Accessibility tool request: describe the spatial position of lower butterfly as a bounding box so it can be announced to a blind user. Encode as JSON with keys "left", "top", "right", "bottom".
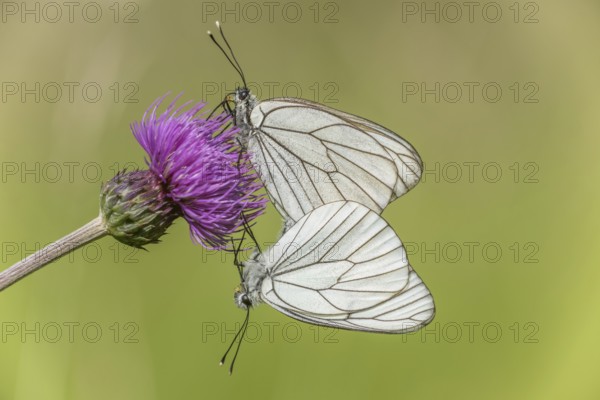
{"left": 236, "top": 200, "right": 435, "bottom": 332}
{"left": 220, "top": 201, "right": 434, "bottom": 372}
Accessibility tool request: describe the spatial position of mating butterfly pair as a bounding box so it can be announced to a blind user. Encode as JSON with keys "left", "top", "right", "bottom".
{"left": 208, "top": 22, "right": 435, "bottom": 372}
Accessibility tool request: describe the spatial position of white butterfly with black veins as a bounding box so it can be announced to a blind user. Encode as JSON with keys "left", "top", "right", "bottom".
{"left": 220, "top": 201, "right": 434, "bottom": 372}
{"left": 221, "top": 201, "right": 435, "bottom": 373}
{"left": 208, "top": 22, "right": 423, "bottom": 227}
{"left": 236, "top": 201, "right": 434, "bottom": 330}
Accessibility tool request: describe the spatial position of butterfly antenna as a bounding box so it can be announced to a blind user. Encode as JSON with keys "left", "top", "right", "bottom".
{"left": 219, "top": 307, "right": 250, "bottom": 375}
{"left": 229, "top": 308, "right": 250, "bottom": 375}
{"left": 208, "top": 29, "right": 243, "bottom": 81}
{"left": 216, "top": 21, "right": 248, "bottom": 89}
{"left": 219, "top": 315, "right": 244, "bottom": 368}
{"left": 207, "top": 22, "right": 247, "bottom": 89}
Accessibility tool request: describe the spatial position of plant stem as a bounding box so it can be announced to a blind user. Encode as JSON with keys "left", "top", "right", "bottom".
{"left": 0, "top": 216, "right": 107, "bottom": 292}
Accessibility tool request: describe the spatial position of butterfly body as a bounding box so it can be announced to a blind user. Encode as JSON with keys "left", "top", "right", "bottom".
{"left": 232, "top": 88, "right": 257, "bottom": 142}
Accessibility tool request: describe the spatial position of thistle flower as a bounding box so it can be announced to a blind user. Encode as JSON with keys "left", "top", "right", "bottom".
{"left": 0, "top": 94, "right": 266, "bottom": 291}
{"left": 110, "top": 95, "right": 266, "bottom": 249}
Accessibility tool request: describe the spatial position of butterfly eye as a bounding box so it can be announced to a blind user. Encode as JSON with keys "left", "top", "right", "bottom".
{"left": 238, "top": 88, "right": 249, "bottom": 101}
{"left": 234, "top": 286, "right": 252, "bottom": 309}
{"left": 242, "top": 294, "right": 252, "bottom": 307}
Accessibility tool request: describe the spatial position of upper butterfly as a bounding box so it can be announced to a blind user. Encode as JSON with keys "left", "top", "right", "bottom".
{"left": 208, "top": 21, "right": 423, "bottom": 227}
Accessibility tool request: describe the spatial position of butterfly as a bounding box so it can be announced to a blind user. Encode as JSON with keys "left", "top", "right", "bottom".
{"left": 220, "top": 201, "right": 435, "bottom": 372}
{"left": 208, "top": 22, "right": 423, "bottom": 229}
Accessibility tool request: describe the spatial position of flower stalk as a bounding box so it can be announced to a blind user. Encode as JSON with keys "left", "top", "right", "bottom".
{"left": 0, "top": 217, "right": 107, "bottom": 292}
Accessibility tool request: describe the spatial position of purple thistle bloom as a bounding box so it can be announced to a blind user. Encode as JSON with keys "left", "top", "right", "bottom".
{"left": 130, "top": 94, "right": 266, "bottom": 249}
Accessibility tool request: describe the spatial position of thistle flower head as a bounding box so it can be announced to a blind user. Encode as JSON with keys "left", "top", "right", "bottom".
{"left": 100, "top": 170, "right": 179, "bottom": 248}
{"left": 101, "top": 94, "right": 265, "bottom": 249}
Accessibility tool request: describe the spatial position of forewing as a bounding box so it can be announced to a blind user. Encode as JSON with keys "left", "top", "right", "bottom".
{"left": 289, "top": 98, "right": 424, "bottom": 199}
{"left": 259, "top": 201, "right": 434, "bottom": 333}
{"left": 247, "top": 99, "right": 422, "bottom": 222}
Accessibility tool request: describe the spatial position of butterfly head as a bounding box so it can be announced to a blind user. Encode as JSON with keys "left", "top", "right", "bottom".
{"left": 234, "top": 284, "right": 253, "bottom": 310}
{"left": 236, "top": 87, "right": 250, "bottom": 102}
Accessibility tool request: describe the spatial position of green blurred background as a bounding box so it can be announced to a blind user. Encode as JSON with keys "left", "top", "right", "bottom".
{"left": 1, "top": 0, "right": 599, "bottom": 398}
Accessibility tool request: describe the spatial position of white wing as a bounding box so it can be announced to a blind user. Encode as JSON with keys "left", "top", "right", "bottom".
{"left": 258, "top": 201, "right": 435, "bottom": 333}
{"left": 247, "top": 98, "right": 423, "bottom": 223}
